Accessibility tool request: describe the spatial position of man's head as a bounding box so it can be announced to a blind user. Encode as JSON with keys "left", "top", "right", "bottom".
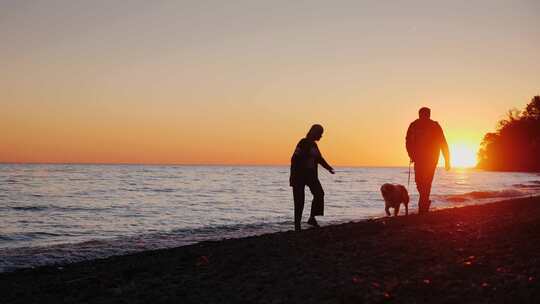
{"left": 307, "top": 124, "right": 324, "bottom": 141}
{"left": 419, "top": 107, "right": 431, "bottom": 120}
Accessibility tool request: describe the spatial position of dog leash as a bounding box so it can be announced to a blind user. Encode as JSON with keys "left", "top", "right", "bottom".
{"left": 407, "top": 160, "right": 412, "bottom": 192}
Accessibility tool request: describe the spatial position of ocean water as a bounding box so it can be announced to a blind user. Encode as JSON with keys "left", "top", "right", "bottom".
{"left": 1, "top": 164, "right": 539, "bottom": 272}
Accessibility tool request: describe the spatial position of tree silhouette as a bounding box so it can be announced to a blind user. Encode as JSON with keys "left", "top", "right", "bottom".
{"left": 477, "top": 96, "right": 540, "bottom": 172}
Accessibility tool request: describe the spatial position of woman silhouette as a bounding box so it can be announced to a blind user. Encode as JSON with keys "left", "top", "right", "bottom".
{"left": 290, "top": 124, "right": 335, "bottom": 231}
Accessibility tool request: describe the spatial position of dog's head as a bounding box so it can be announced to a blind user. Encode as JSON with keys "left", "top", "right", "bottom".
{"left": 380, "top": 183, "right": 391, "bottom": 195}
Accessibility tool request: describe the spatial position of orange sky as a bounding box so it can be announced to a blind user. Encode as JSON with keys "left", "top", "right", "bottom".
{"left": 2, "top": 1, "right": 539, "bottom": 166}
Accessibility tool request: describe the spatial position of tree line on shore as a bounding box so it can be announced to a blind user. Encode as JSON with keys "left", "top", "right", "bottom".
{"left": 477, "top": 96, "right": 540, "bottom": 172}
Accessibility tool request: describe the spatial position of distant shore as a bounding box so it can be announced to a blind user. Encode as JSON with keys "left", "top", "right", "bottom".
{"left": 2, "top": 196, "right": 540, "bottom": 303}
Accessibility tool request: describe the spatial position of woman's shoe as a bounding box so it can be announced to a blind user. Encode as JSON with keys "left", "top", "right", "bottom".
{"left": 307, "top": 217, "right": 320, "bottom": 228}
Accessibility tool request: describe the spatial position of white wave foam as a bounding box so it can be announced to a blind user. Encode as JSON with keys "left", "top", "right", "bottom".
{"left": 437, "top": 189, "right": 530, "bottom": 203}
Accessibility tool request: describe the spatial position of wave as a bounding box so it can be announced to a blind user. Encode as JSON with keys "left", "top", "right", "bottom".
{"left": 8, "top": 205, "right": 111, "bottom": 212}
{"left": 118, "top": 187, "right": 176, "bottom": 193}
{"left": 513, "top": 183, "right": 540, "bottom": 189}
{"left": 171, "top": 220, "right": 289, "bottom": 236}
{"left": 0, "top": 220, "right": 291, "bottom": 273}
{"left": 152, "top": 188, "right": 176, "bottom": 193}
{"left": 437, "top": 189, "right": 528, "bottom": 203}
{"left": 16, "top": 232, "right": 64, "bottom": 240}
{"left": 10, "top": 206, "right": 49, "bottom": 211}
{"left": 0, "top": 231, "right": 65, "bottom": 243}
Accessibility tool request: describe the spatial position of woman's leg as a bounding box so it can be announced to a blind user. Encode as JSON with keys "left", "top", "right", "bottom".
{"left": 292, "top": 185, "right": 305, "bottom": 231}
{"left": 307, "top": 178, "right": 325, "bottom": 217}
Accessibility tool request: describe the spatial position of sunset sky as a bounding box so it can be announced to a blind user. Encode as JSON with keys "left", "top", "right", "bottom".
{"left": 2, "top": 0, "right": 539, "bottom": 166}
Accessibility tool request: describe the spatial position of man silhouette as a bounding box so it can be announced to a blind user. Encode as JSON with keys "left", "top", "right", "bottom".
{"left": 290, "top": 124, "right": 335, "bottom": 231}
{"left": 406, "top": 107, "right": 450, "bottom": 214}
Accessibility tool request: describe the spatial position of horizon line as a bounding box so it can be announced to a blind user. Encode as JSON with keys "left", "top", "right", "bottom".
{"left": 0, "top": 161, "right": 415, "bottom": 168}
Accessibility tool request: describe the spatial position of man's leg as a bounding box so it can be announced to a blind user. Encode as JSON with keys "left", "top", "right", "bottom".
{"left": 417, "top": 182, "right": 433, "bottom": 213}
{"left": 415, "top": 162, "right": 436, "bottom": 214}
{"left": 423, "top": 165, "right": 436, "bottom": 212}
{"left": 416, "top": 182, "right": 428, "bottom": 214}
{"left": 415, "top": 162, "right": 425, "bottom": 213}
{"left": 292, "top": 185, "right": 305, "bottom": 231}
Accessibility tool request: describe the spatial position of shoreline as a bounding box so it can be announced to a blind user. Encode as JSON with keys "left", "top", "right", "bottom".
{"left": 2, "top": 193, "right": 536, "bottom": 273}
{"left": 2, "top": 196, "right": 540, "bottom": 303}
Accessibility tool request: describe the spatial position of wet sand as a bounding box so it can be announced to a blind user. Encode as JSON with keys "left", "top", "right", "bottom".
{"left": 2, "top": 196, "right": 540, "bottom": 303}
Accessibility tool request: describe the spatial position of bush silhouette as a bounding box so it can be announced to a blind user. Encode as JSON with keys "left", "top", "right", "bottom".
{"left": 477, "top": 96, "right": 540, "bottom": 172}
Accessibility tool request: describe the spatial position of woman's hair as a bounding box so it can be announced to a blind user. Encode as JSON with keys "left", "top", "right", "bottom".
{"left": 307, "top": 124, "right": 324, "bottom": 138}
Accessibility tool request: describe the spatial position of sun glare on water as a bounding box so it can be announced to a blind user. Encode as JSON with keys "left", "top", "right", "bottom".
{"left": 450, "top": 143, "right": 478, "bottom": 168}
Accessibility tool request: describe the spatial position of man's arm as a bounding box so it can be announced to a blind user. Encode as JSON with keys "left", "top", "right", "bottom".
{"left": 438, "top": 124, "right": 450, "bottom": 170}
{"left": 405, "top": 122, "right": 415, "bottom": 162}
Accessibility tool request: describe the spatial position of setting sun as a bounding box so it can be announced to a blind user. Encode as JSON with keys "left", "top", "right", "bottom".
{"left": 450, "top": 143, "right": 478, "bottom": 168}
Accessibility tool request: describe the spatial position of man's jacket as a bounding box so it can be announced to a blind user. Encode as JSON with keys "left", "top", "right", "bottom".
{"left": 406, "top": 119, "right": 449, "bottom": 165}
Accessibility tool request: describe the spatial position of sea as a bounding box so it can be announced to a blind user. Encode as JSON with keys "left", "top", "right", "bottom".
{"left": 1, "top": 164, "right": 540, "bottom": 272}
